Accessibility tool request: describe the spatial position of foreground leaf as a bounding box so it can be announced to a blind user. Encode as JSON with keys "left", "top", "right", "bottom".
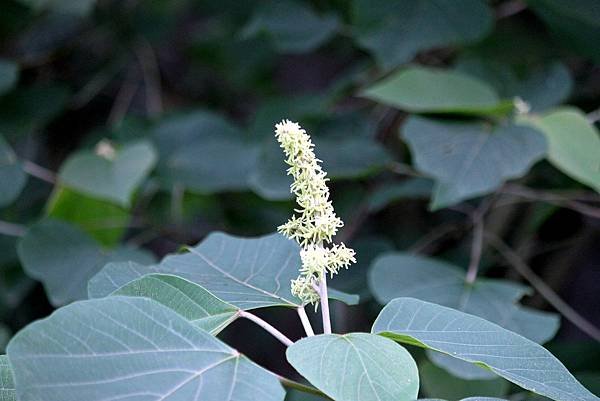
{"left": 362, "top": 67, "right": 505, "bottom": 115}
{"left": 113, "top": 274, "right": 239, "bottom": 334}
{"left": 0, "top": 135, "right": 26, "bottom": 208}
{"left": 17, "top": 219, "right": 155, "bottom": 306}
{"left": 59, "top": 140, "right": 157, "bottom": 207}
{"left": 369, "top": 253, "right": 559, "bottom": 344}
{"left": 0, "top": 356, "right": 15, "bottom": 401}
{"left": 525, "top": 108, "right": 600, "bottom": 192}
{"left": 402, "top": 117, "right": 547, "bottom": 209}
{"left": 287, "top": 333, "right": 419, "bottom": 401}
{"left": 7, "top": 296, "right": 285, "bottom": 401}
{"left": 352, "top": 0, "right": 493, "bottom": 69}
{"left": 372, "top": 298, "right": 598, "bottom": 401}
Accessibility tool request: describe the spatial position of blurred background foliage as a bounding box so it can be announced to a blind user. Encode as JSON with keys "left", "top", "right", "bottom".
{"left": 0, "top": 0, "right": 599, "bottom": 399}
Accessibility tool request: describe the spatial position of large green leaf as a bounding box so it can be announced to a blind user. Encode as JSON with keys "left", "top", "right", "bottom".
{"left": 113, "top": 274, "right": 239, "bottom": 334}
{"left": 89, "top": 232, "right": 357, "bottom": 309}
{"left": 352, "top": 0, "right": 493, "bottom": 69}
{"left": 369, "top": 253, "right": 559, "bottom": 344}
{"left": 525, "top": 108, "right": 600, "bottom": 192}
{"left": 367, "top": 178, "right": 433, "bottom": 213}
{"left": 17, "top": 219, "right": 155, "bottom": 306}
{"left": 59, "top": 140, "right": 157, "bottom": 207}
{"left": 90, "top": 232, "right": 303, "bottom": 309}
{"left": 241, "top": 0, "right": 338, "bottom": 53}
{"left": 0, "top": 356, "right": 15, "bottom": 401}
{"left": 402, "top": 117, "right": 547, "bottom": 209}
{"left": 152, "top": 111, "right": 259, "bottom": 194}
{"left": 362, "top": 67, "right": 507, "bottom": 115}
{"left": 287, "top": 333, "right": 419, "bottom": 401}
{"left": 7, "top": 296, "right": 285, "bottom": 401}
{"left": 420, "top": 361, "right": 509, "bottom": 400}
{"left": 46, "top": 187, "right": 130, "bottom": 247}
{"left": 0, "top": 60, "right": 18, "bottom": 95}
{"left": 528, "top": 0, "right": 600, "bottom": 62}
{"left": 0, "top": 135, "right": 26, "bottom": 208}
{"left": 372, "top": 298, "right": 599, "bottom": 401}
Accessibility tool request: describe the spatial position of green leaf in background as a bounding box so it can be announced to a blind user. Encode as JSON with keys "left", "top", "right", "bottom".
{"left": 402, "top": 117, "right": 547, "bottom": 209}
{"left": 0, "top": 83, "right": 70, "bottom": 139}
{"left": 0, "top": 135, "right": 26, "bottom": 208}
{"left": 352, "top": 0, "right": 493, "bottom": 69}
{"left": 287, "top": 333, "right": 419, "bottom": 401}
{"left": 362, "top": 67, "right": 507, "bottom": 115}
{"left": 528, "top": 0, "right": 600, "bottom": 63}
{"left": 0, "top": 356, "right": 15, "bottom": 401}
{"left": 7, "top": 296, "right": 286, "bottom": 401}
{"left": 112, "top": 274, "right": 239, "bottom": 334}
{"left": 46, "top": 187, "right": 130, "bottom": 247}
{"left": 0, "top": 325, "right": 9, "bottom": 353}
{"left": 368, "top": 178, "right": 433, "bottom": 213}
{"left": 241, "top": 0, "right": 338, "bottom": 53}
{"left": 455, "top": 59, "right": 573, "bottom": 112}
{"left": 90, "top": 232, "right": 303, "bottom": 309}
{"left": 152, "top": 111, "right": 259, "bottom": 194}
{"left": 369, "top": 253, "right": 559, "bottom": 344}
{"left": 17, "top": 219, "right": 155, "bottom": 306}
{"left": 372, "top": 298, "right": 599, "bottom": 401}
{"left": 0, "top": 60, "right": 18, "bottom": 95}
{"left": 16, "top": 0, "right": 97, "bottom": 16}
{"left": 524, "top": 108, "right": 600, "bottom": 192}
{"left": 59, "top": 140, "right": 157, "bottom": 207}
{"left": 420, "top": 361, "right": 509, "bottom": 400}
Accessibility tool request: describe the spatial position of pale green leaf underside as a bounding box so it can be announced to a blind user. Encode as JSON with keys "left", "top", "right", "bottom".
{"left": 287, "top": 333, "right": 419, "bottom": 401}
{"left": 526, "top": 108, "right": 600, "bottom": 192}
{"left": 0, "top": 356, "right": 15, "bottom": 401}
{"left": 112, "top": 274, "right": 239, "bottom": 335}
{"left": 361, "top": 67, "right": 503, "bottom": 115}
{"left": 402, "top": 116, "right": 547, "bottom": 209}
{"left": 59, "top": 140, "right": 158, "bottom": 207}
{"left": 369, "top": 253, "right": 559, "bottom": 344}
{"left": 18, "top": 219, "right": 155, "bottom": 306}
{"left": 372, "top": 298, "right": 598, "bottom": 401}
{"left": 89, "top": 231, "right": 358, "bottom": 310}
{"left": 7, "top": 296, "right": 285, "bottom": 401}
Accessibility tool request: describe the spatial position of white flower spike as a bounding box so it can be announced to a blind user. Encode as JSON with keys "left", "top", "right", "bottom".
{"left": 275, "top": 120, "right": 356, "bottom": 306}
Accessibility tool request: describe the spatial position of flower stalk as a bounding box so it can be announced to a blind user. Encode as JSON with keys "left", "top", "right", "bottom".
{"left": 275, "top": 120, "right": 356, "bottom": 334}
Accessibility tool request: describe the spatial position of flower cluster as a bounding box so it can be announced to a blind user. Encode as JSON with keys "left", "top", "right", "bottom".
{"left": 275, "top": 120, "right": 356, "bottom": 305}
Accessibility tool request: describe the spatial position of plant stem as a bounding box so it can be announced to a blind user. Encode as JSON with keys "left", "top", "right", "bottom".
{"left": 319, "top": 273, "right": 332, "bottom": 334}
{"left": 466, "top": 217, "right": 484, "bottom": 284}
{"left": 277, "top": 375, "right": 332, "bottom": 399}
{"left": 0, "top": 220, "right": 27, "bottom": 237}
{"left": 238, "top": 310, "right": 294, "bottom": 347}
{"left": 297, "top": 306, "right": 315, "bottom": 337}
{"left": 22, "top": 160, "right": 57, "bottom": 184}
{"left": 485, "top": 231, "right": 600, "bottom": 341}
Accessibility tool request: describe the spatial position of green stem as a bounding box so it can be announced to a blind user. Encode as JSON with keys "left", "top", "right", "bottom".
{"left": 277, "top": 375, "right": 332, "bottom": 399}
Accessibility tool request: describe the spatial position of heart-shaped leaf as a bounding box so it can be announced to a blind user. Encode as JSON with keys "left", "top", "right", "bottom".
{"left": 372, "top": 298, "right": 598, "bottom": 401}
{"left": 0, "top": 356, "right": 15, "bottom": 401}
{"left": 59, "top": 140, "right": 157, "bottom": 207}
{"left": 362, "top": 67, "right": 507, "bottom": 115}
{"left": 7, "top": 296, "right": 286, "bottom": 401}
{"left": 112, "top": 274, "right": 239, "bottom": 334}
{"left": 369, "top": 253, "right": 559, "bottom": 344}
{"left": 89, "top": 232, "right": 358, "bottom": 309}
{"left": 524, "top": 108, "right": 600, "bottom": 192}
{"left": 17, "top": 219, "right": 155, "bottom": 306}
{"left": 352, "top": 0, "right": 493, "bottom": 69}
{"left": 402, "top": 116, "right": 547, "bottom": 209}
{"left": 287, "top": 333, "right": 419, "bottom": 401}
{"left": 0, "top": 135, "right": 26, "bottom": 208}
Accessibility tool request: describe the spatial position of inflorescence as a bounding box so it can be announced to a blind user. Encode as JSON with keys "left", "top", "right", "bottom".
{"left": 275, "top": 120, "right": 356, "bottom": 305}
